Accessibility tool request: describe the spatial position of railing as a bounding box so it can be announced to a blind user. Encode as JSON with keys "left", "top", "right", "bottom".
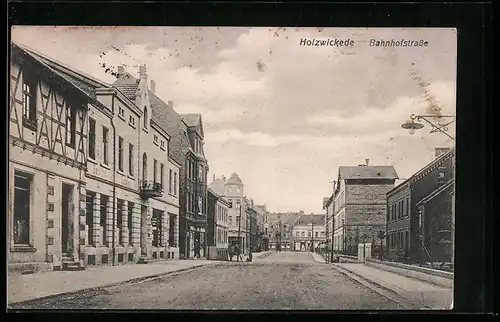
{"left": 140, "top": 181, "right": 163, "bottom": 199}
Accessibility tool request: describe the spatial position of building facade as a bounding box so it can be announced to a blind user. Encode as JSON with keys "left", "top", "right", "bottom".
{"left": 268, "top": 212, "right": 301, "bottom": 250}
{"left": 291, "top": 214, "right": 326, "bottom": 251}
{"left": 9, "top": 44, "right": 181, "bottom": 273}
{"left": 323, "top": 196, "right": 334, "bottom": 257}
{"left": 387, "top": 147, "right": 455, "bottom": 265}
{"left": 333, "top": 161, "right": 398, "bottom": 255}
{"left": 207, "top": 188, "right": 229, "bottom": 259}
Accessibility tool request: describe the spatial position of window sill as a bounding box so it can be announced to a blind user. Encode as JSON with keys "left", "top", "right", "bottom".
{"left": 127, "top": 174, "right": 135, "bottom": 180}
{"left": 117, "top": 170, "right": 126, "bottom": 177}
{"left": 168, "top": 192, "right": 178, "bottom": 198}
{"left": 11, "top": 245, "right": 37, "bottom": 253}
{"left": 129, "top": 123, "right": 136, "bottom": 129}
{"left": 118, "top": 115, "right": 126, "bottom": 122}
{"left": 143, "top": 128, "right": 149, "bottom": 133}
{"left": 100, "top": 163, "right": 110, "bottom": 170}
{"left": 88, "top": 157, "right": 98, "bottom": 165}
{"left": 153, "top": 141, "right": 159, "bottom": 146}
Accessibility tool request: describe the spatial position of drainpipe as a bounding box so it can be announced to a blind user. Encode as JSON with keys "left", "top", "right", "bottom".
{"left": 110, "top": 95, "right": 117, "bottom": 266}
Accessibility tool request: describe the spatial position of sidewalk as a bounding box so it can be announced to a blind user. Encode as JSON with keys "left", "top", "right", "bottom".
{"left": 334, "top": 263, "right": 453, "bottom": 309}
{"left": 8, "top": 259, "right": 220, "bottom": 305}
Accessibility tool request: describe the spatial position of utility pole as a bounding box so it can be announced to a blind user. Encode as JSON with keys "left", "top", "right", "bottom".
{"left": 311, "top": 213, "right": 315, "bottom": 253}
{"left": 237, "top": 201, "right": 242, "bottom": 262}
{"left": 329, "top": 180, "right": 336, "bottom": 263}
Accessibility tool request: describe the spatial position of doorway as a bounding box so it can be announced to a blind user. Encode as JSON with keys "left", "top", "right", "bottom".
{"left": 61, "top": 183, "right": 74, "bottom": 255}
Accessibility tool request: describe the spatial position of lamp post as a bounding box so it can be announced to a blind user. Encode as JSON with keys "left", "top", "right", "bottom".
{"left": 237, "top": 202, "right": 242, "bottom": 262}
{"left": 311, "top": 213, "right": 315, "bottom": 253}
{"left": 401, "top": 113, "right": 456, "bottom": 266}
{"left": 330, "top": 214, "right": 335, "bottom": 263}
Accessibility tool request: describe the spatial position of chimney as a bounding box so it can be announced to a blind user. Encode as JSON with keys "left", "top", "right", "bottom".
{"left": 139, "top": 65, "right": 147, "bottom": 80}
{"left": 222, "top": 175, "right": 226, "bottom": 182}
{"left": 167, "top": 100, "right": 174, "bottom": 108}
{"left": 150, "top": 80, "right": 156, "bottom": 94}
{"left": 213, "top": 174, "right": 215, "bottom": 182}
{"left": 435, "top": 147, "right": 451, "bottom": 159}
{"left": 117, "top": 65, "right": 125, "bottom": 75}
{"left": 365, "top": 158, "right": 370, "bottom": 166}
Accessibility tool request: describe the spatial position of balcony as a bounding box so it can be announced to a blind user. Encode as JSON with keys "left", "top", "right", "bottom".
{"left": 140, "top": 181, "right": 163, "bottom": 199}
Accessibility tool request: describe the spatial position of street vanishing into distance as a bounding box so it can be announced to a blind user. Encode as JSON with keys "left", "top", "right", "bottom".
{"left": 12, "top": 252, "right": 409, "bottom": 310}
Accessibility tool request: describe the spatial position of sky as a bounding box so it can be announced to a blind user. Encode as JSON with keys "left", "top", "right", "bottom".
{"left": 11, "top": 27, "right": 457, "bottom": 213}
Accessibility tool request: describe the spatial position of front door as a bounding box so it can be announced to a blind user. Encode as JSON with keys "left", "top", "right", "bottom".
{"left": 61, "top": 184, "right": 73, "bottom": 255}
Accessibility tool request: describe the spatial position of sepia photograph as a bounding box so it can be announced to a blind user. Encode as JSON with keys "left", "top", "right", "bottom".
{"left": 8, "top": 26, "right": 456, "bottom": 310}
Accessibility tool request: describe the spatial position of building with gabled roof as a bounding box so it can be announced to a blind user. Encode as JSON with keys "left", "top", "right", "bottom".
{"left": 114, "top": 65, "right": 210, "bottom": 260}
{"left": 9, "top": 43, "right": 181, "bottom": 274}
{"left": 332, "top": 159, "right": 398, "bottom": 256}
{"left": 387, "top": 147, "right": 455, "bottom": 265}
{"left": 291, "top": 214, "right": 326, "bottom": 252}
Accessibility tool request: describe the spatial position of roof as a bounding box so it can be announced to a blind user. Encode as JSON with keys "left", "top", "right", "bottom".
{"left": 416, "top": 178, "right": 454, "bottom": 207}
{"left": 267, "top": 213, "right": 302, "bottom": 227}
{"left": 388, "top": 147, "right": 455, "bottom": 195}
{"left": 207, "top": 188, "right": 230, "bottom": 206}
{"left": 293, "top": 214, "right": 326, "bottom": 227}
{"left": 113, "top": 74, "right": 140, "bottom": 100}
{"left": 12, "top": 42, "right": 109, "bottom": 105}
{"left": 226, "top": 173, "right": 243, "bottom": 185}
{"left": 181, "top": 114, "right": 201, "bottom": 128}
{"left": 208, "top": 177, "right": 226, "bottom": 196}
{"left": 338, "top": 166, "right": 399, "bottom": 180}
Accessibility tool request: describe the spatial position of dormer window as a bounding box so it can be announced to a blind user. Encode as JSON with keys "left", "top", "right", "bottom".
{"left": 143, "top": 106, "right": 148, "bottom": 129}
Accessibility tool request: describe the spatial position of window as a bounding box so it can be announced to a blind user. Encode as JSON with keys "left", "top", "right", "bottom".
{"left": 117, "top": 199, "right": 123, "bottom": 246}
{"left": 198, "top": 196, "right": 203, "bottom": 214}
{"left": 129, "top": 115, "right": 135, "bottom": 126}
{"left": 118, "top": 107, "right": 125, "bottom": 118}
{"left": 296, "top": 232, "right": 299, "bottom": 237}
{"left": 143, "top": 106, "right": 148, "bottom": 129}
{"left": 160, "top": 140, "right": 165, "bottom": 150}
{"left": 86, "top": 191, "right": 96, "bottom": 246}
{"left": 142, "top": 153, "right": 148, "bottom": 181}
{"left": 315, "top": 232, "right": 319, "bottom": 237}
{"left": 88, "top": 118, "right": 96, "bottom": 160}
{"left": 118, "top": 137, "right": 124, "bottom": 172}
{"left": 301, "top": 231, "right": 305, "bottom": 237}
{"left": 229, "top": 216, "right": 233, "bottom": 225}
{"left": 22, "top": 75, "right": 37, "bottom": 126}
{"left": 153, "top": 159, "right": 157, "bottom": 183}
{"left": 199, "top": 166, "right": 203, "bottom": 182}
{"left": 308, "top": 232, "right": 311, "bottom": 237}
{"left": 160, "top": 164, "right": 164, "bottom": 189}
{"left": 236, "top": 216, "right": 240, "bottom": 225}
{"left": 128, "top": 202, "right": 134, "bottom": 245}
{"left": 169, "top": 169, "right": 173, "bottom": 193}
{"left": 152, "top": 210, "right": 162, "bottom": 247}
{"left": 406, "top": 197, "right": 410, "bottom": 217}
{"left": 66, "top": 105, "right": 76, "bottom": 147}
{"left": 128, "top": 144, "right": 134, "bottom": 176}
{"left": 174, "top": 172, "right": 177, "bottom": 196}
{"left": 102, "top": 127, "right": 109, "bottom": 165}
{"left": 153, "top": 135, "right": 158, "bottom": 145}
{"left": 100, "top": 195, "right": 109, "bottom": 245}
{"left": 13, "top": 171, "right": 33, "bottom": 245}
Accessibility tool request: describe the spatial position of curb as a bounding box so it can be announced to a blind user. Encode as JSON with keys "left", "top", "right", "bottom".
{"left": 8, "top": 262, "right": 220, "bottom": 308}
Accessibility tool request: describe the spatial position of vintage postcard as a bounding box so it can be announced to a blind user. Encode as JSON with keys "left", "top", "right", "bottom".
{"left": 8, "top": 27, "right": 456, "bottom": 310}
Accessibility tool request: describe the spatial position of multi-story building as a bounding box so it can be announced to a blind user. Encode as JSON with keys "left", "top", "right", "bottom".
{"left": 323, "top": 196, "right": 334, "bottom": 257}
{"left": 254, "top": 204, "right": 269, "bottom": 251}
{"left": 268, "top": 212, "right": 302, "bottom": 250}
{"left": 387, "top": 147, "right": 455, "bottom": 265}
{"left": 9, "top": 43, "right": 181, "bottom": 273}
{"left": 246, "top": 202, "right": 258, "bottom": 251}
{"left": 332, "top": 160, "right": 398, "bottom": 255}
{"left": 291, "top": 214, "right": 326, "bottom": 251}
{"left": 209, "top": 174, "right": 250, "bottom": 253}
{"left": 147, "top": 87, "right": 208, "bottom": 259}
{"left": 207, "top": 188, "right": 229, "bottom": 259}
{"left": 9, "top": 43, "right": 91, "bottom": 273}
{"left": 112, "top": 65, "right": 181, "bottom": 263}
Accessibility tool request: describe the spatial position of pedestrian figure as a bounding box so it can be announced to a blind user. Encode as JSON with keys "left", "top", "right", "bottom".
{"left": 246, "top": 251, "right": 253, "bottom": 262}
{"left": 228, "top": 244, "right": 234, "bottom": 262}
{"left": 235, "top": 244, "right": 241, "bottom": 262}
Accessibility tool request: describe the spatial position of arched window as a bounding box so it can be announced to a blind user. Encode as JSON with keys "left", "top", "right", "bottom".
{"left": 142, "top": 153, "right": 148, "bottom": 181}
{"left": 143, "top": 106, "right": 148, "bottom": 129}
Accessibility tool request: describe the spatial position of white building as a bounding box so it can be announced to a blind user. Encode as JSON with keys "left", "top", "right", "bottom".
{"left": 291, "top": 214, "right": 326, "bottom": 252}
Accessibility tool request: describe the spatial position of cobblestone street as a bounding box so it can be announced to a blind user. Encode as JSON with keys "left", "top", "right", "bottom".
{"left": 10, "top": 252, "right": 409, "bottom": 310}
